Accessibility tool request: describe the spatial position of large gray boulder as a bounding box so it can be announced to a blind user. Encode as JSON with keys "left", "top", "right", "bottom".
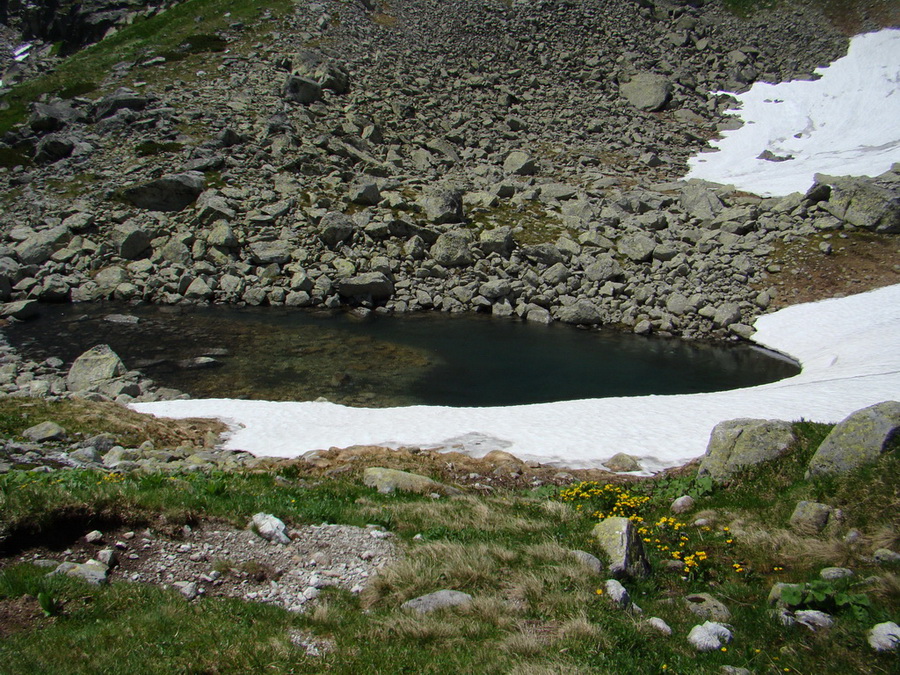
{"left": 478, "top": 226, "right": 514, "bottom": 257}
{"left": 584, "top": 256, "right": 624, "bottom": 282}
{"left": 699, "top": 419, "right": 796, "bottom": 482}
{"left": 557, "top": 300, "right": 602, "bottom": 325}
{"left": 592, "top": 517, "right": 650, "bottom": 579}
{"left": 336, "top": 272, "right": 394, "bottom": 300}
{"left": 109, "top": 222, "right": 151, "bottom": 260}
{"left": 123, "top": 172, "right": 205, "bottom": 212}
{"left": 319, "top": 211, "right": 355, "bottom": 247}
{"left": 248, "top": 241, "right": 293, "bottom": 265}
{"left": 66, "top": 345, "right": 127, "bottom": 393}
{"left": 430, "top": 231, "right": 474, "bottom": 267}
{"left": 619, "top": 72, "right": 671, "bottom": 111}
{"left": 789, "top": 500, "right": 835, "bottom": 534}
{"left": 818, "top": 177, "right": 900, "bottom": 233}
{"left": 503, "top": 150, "right": 537, "bottom": 175}
{"left": 681, "top": 183, "right": 724, "bottom": 221}
{"left": 807, "top": 401, "right": 900, "bottom": 477}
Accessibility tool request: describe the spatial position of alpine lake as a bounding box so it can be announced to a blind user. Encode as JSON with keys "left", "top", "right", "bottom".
{"left": 4, "top": 303, "right": 800, "bottom": 408}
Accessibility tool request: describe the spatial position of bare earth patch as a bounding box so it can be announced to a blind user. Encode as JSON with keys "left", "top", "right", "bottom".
{"left": 765, "top": 233, "right": 900, "bottom": 308}
{"left": 0, "top": 596, "right": 48, "bottom": 638}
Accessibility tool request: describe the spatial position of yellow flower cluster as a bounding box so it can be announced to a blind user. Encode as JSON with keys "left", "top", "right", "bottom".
{"left": 683, "top": 550, "right": 708, "bottom": 577}
{"left": 97, "top": 472, "right": 125, "bottom": 485}
{"left": 558, "top": 481, "right": 650, "bottom": 520}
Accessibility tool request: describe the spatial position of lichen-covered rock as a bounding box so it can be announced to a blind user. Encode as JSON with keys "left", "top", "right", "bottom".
{"left": 66, "top": 344, "right": 127, "bottom": 393}
{"left": 336, "top": 272, "right": 394, "bottom": 301}
{"left": 684, "top": 593, "right": 731, "bottom": 622}
{"left": 806, "top": 401, "right": 900, "bottom": 477}
{"left": 362, "top": 467, "right": 461, "bottom": 496}
{"left": 699, "top": 419, "right": 796, "bottom": 482}
{"left": 604, "top": 453, "right": 641, "bottom": 472}
{"left": 619, "top": 72, "right": 671, "bottom": 111}
{"left": 592, "top": 517, "right": 650, "bottom": 579}
{"left": 430, "top": 231, "right": 473, "bottom": 267}
{"left": 22, "top": 421, "right": 67, "bottom": 442}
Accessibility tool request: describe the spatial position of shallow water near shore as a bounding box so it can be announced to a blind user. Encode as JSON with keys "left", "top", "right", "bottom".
{"left": 5, "top": 303, "right": 800, "bottom": 407}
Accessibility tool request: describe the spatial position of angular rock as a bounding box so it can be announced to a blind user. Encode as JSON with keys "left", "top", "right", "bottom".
{"left": 592, "top": 517, "right": 650, "bottom": 579}
{"left": 819, "top": 176, "right": 900, "bottom": 233}
{"left": 604, "top": 579, "right": 631, "bottom": 608}
{"left": 584, "top": 256, "right": 623, "bottom": 282}
{"left": 1, "top": 300, "right": 40, "bottom": 320}
{"left": 557, "top": 300, "right": 602, "bottom": 325}
{"left": 249, "top": 241, "right": 292, "bottom": 265}
{"left": 123, "top": 172, "right": 205, "bottom": 212}
{"left": 66, "top": 345, "right": 127, "bottom": 393}
{"left": 337, "top": 272, "right": 394, "bottom": 300}
{"left": 430, "top": 231, "right": 473, "bottom": 267}
{"left": 479, "top": 227, "right": 514, "bottom": 257}
{"left": 699, "top": 419, "right": 796, "bottom": 481}
{"left": 287, "top": 51, "right": 349, "bottom": 94}
{"left": 348, "top": 179, "right": 382, "bottom": 206}
{"left": 317, "top": 211, "right": 354, "bottom": 248}
{"left": 401, "top": 589, "right": 472, "bottom": 614}
{"left": 419, "top": 188, "right": 463, "bottom": 224}
{"left": 617, "top": 234, "right": 656, "bottom": 263}
{"left": 35, "top": 133, "right": 75, "bottom": 163}
{"left": 362, "top": 467, "right": 460, "bottom": 496}
{"left": 110, "top": 222, "right": 151, "bottom": 260}
{"left": 282, "top": 75, "right": 322, "bottom": 104}
{"left": 807, "top": 401, "right": 900, "bottom": 477}
{"left": 503, "top": 150, "right": 537, "bottom": 175}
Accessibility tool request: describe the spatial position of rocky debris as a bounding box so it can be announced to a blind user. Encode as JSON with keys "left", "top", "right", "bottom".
{"left": 592, "top": 516, "right": 651, "bottom": 579}
{"left": 687, "top": 621, "right": 732, "bottom": 652}
{"left": 15, "top": 521, "right": 398, "bottom": 614}
{"left": 250, "top": 513, "right": 291, "bottom": 545}
{"left": 362, "top": 467, "right": 461, "bottom": 496}
{"left": 806, "top": 401, "right": 900, "bottom": 478}
{"left": 868, "top": 621, "right": 900, "bottom": 652}
{"left": 699, "top": 419, "right": 796, "bottom": 482}
{"left": 401, "top": 589, "right": 473, "bottom": 614}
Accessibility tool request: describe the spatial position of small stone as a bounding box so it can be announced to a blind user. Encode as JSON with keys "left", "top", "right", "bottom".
{"left": 873, "top": 548, "right": 900, "bottom": 564}
{"left": 794, "top": 609, "right": 833, "bottom": 631}
{"left": 604, "top": 579, "right": 631, "bottom": 608}
{"left": 671, "top": 495, "right": 695, "bottom": 514}
{"left": 173, "top": 581, "right": 199, "bottom": 601}
{"left": 684, "top": 593, "right": 731, "bottom": 622}
{"left": 250, "top": 512, "right": 291, "bottom": 544}
{"left": 819, "top": 567, "right": 853, "bottom": 581}
{"left": 645, "top": 617, "right": 672, "bottom": 635}
{"left": 85, "top": 530, "right": 104, "bottom": 544}
{"left": 569, "top": 550, "right": 604, "bottom": 575}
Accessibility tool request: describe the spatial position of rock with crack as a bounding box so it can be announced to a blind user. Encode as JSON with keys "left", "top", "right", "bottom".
{"left": 250, "top": 512, "right": 291, "bottom": 545}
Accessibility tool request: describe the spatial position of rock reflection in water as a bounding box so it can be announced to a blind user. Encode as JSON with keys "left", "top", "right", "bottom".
{"left": 4, "top": 303, "right": 800, "bottom": 407}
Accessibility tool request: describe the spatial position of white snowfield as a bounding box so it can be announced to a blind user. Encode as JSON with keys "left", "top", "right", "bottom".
{"left": 132, "top": 29, "right": 900, "bottom": 473}
{"left": 686, "top": 29, "right": 900, "bottom": 197}
{"left": 133, "top": 283, "right": 900, "bottom": 473}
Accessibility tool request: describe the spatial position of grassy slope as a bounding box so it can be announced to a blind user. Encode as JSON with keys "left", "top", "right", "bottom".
{"left": 1, "top": 409, "right": 897, "bottom": 674}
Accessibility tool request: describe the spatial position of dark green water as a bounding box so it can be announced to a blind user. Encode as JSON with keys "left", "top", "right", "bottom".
{"left": 5, "top": 303, "right": 800, "bottom": 407}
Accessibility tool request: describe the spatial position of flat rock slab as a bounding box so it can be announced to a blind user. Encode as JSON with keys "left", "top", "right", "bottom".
{"left": 401, "top": 589, "right": 472, "bottom": 614}
{"left": 363, "top": 467, "right": 461, "bottom": 496}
